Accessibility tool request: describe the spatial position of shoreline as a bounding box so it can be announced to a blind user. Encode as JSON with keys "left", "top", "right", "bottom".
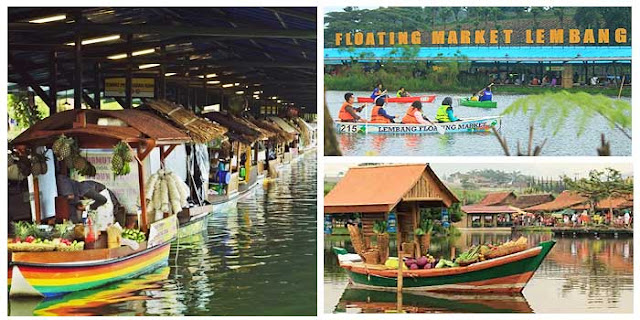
{"left": 325, "top": 81, "right": 632, "bottom": 98}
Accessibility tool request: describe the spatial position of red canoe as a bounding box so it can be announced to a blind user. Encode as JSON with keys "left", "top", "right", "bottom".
{"left": 357, "top": 95, "right": 436, "bottom": 103}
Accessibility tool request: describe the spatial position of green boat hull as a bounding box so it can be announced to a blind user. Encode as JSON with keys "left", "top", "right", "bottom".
{"left": 343, "top": 240, "right": 555, "bottom": 293}
{"left": 459, "top": 98, "right": 498, "bottom": 108}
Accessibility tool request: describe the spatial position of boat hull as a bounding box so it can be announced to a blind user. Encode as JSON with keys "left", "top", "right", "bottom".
{"left": 357, "top": 95, "right": 436, "bottom": 103}
{"left": 8, "top": 242, "right": 171, "bottom": 299}
{"left": 335, "top": 117, "right": 501, "bottom": 134}
{"left": 342, "top": 241, "right": 555, "bottom": 293}
{"left": 459, "top": 98, "right": 498, "bottom": 108}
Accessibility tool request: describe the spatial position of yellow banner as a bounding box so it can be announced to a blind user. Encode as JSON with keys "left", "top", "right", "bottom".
{"left": 104, "top": 78, "right": 155, "bottom": 98}
{"left": 148, "top": 215, "right": 178, "bottom": 247}
{"left": 335, "top": 28, "right": 628, "bottom": 46}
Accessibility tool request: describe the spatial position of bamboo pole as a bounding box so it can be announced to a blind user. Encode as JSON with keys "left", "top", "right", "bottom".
{"left": 396, "top": 213, "right": 403, "bottom": 313}
{"left": 617, "top": 76, "right": 626, "bottom": 99}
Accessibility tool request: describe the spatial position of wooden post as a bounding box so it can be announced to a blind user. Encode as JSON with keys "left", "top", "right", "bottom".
{"left": 412, "top": 202, "right": 420, "bottom": 257}
{"left": 125, "top": 34, "right": 133, "bottom": 109}
{"left": 49, "top": 51, "right": 58, "bottom": 114}
{"left": 33, "top": 176, "right": 42, "bottom": 224}
{"left": 396, "top": 214, "right": 403, "bottom": 313}
{"left": 94, "top": 62, "right": 101, "bottom": 109}
{"left": 73, "top": 27, "right": 83, "bottom": 110}
{"left": 137, "top": 156, "right": 148, "bottom": 233}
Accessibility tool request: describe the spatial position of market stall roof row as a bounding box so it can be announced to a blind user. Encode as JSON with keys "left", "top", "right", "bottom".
{"left": 324, "top": 164, "right": 459, "bottom": 214}
{"left": 571, "top": 195, "right": 633, "bottom": 211}
{"left": 461, "top": 205, "right": 525, "bottom": 215}
{"left": 248, "top": 118, "right": 295, "bottom": 143}
{"left": 8, "top": 7, "right": 317, "bottom": 111}
{"left": 203, "top": 112, "right": 265, "bottom": 145}
{"left": 511, "top": 194, "right": 555, "bottom": 209}
{"left": 525, "top": 191, "right": 587, "bottom": 212}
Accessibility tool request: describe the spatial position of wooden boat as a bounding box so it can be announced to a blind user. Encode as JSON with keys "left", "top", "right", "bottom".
{"left": 336, "top": 287, "right": 533, "bottom": 313}
{"left": 357, "top": 95, "right": 436, "bottom": 103}
{"left": 459, "top": 98, "right": 498, "bottom": 108}
{"left": 9, "top": 266, "right": 170, "bottom": 316}
{"left": 9, "top": 239, "right": 172, "bottom": 299}
{"left": 333, "top": 240, "right": 555, "bottom": 293}
{"left": 334, "top": 116, "right": 501, "bottom": 134}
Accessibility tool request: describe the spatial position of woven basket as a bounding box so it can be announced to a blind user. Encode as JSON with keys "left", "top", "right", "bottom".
{"left": 485, "top": 244, "right": 528, "bottom": 259}
{"left": 347, "top": 224, "right": 366, "bottom": 255}
{"left": 377, "top": 233, "right": 390, "bottom": 263}
{"left": 362, "top": 249, "right": 380, "bottom": 264}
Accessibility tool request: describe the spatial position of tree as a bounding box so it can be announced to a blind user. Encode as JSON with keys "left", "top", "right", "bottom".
{"left": 8, "top": 91, "right": 43, "bottom": 129}
{"left": 563, "top": 168, "right": 633, "bottom": 218}
{"left": 574, "top": 7, "right": 602, "bottom": 29}
{"left": 552, "top": 7, "right": 566, "bottom": 28}
{"left": 439, "top": 7, "right": 453, "bottom": 30}
{"left": 530, "top": 7, "right": 544, "bottom": 29}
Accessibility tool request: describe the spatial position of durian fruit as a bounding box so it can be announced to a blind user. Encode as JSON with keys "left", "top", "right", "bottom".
{"left": 30, "top": 151, "right": 49, "bottom": 176}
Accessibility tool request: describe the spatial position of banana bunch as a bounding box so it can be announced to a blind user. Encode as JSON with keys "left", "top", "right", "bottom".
{"left": 122, "top": 228, "right": 146, "bottom": 243}
{"left": 455, "top": 245, "right": 481, "bottom": 265}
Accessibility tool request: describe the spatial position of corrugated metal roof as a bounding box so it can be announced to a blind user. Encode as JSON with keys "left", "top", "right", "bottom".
{"left": 324, "top": 46, "right": 631, "bottom": 64}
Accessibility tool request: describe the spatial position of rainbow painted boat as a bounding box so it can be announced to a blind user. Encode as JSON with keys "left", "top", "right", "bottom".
{"left": 357, "top": 95, "right": 436, "bottom": 103}
{"left": 334, "top": 240, "right": 555, "bottom": 293}
{"left": 8, "top": 240, "right": 172, "bottom": 299}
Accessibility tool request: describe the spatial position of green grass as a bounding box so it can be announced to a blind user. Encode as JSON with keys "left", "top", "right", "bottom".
{"left": 324, "top": 181, "right": 337, "bottom": 195}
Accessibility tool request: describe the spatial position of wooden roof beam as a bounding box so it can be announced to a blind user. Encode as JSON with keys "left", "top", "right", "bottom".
{"left": 9, "top": 23, "right": 316, "bottom": 39}
{"left": 8, "top": 54, "right": 54, "bottom": 110}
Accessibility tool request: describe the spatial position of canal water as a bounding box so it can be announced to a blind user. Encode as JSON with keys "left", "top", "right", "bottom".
{"left": 326, "top": 91, "right": 632, "bottom": 156}
{"left": 10, "top": 152, "right": 317, "bottom": 316}
{"left": 324, "top": 230, "right": 633, "bottom": 313}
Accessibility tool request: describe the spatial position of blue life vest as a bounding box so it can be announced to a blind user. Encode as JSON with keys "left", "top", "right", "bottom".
{"left": 370, "top": 88, "right": 380, "bottom": 99}
{"left": 479, "top": 89, "right": 492, "bottom": 101}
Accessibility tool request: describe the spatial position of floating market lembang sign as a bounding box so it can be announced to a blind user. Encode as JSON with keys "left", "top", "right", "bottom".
{"left": 105, "top": 78, "right": 155, "bottom": 98}
{"left": 334, "top": 28, "right": 628, "bottom": 46}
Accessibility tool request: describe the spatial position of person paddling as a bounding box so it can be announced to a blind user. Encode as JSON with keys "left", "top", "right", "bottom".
{"left": 396, "top": 87, "right": 411, "bottom": 97}
{"left": 338, "top": 92, "right": 366, "bottom": 122}
{"left": 435, "top": 97, "right": 460, "bottom": 122}
{"left": 370, "top": 83, "right": 387, "bottom": 99}
{"left": 401, "top": 101, "right": 434, "bottom": 124}
{"left": 477, "top": 84, "right": 493, "bottom": 102}
{"left": 370, "top": 96, "right": 396, "bottom": 123}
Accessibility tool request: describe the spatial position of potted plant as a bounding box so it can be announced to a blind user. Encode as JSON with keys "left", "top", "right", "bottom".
{"left": 373, "top": 220, "right": 390, "bottom": 263}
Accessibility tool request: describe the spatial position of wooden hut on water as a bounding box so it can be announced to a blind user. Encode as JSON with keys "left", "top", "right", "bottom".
{"left": 324, "top": 164, "right": 458, "bottom": 261}
{"left": 9, "top": 108, "right": 193, "bottom": 231}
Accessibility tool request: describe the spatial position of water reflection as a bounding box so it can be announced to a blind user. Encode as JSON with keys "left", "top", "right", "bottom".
{"left": 325, "top": 230, "right": 633, "bottom": 313}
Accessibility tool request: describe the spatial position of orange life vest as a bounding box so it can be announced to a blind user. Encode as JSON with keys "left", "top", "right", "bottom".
{"left": 402, "top": 107, "right": 420, "bottom": 124}
{"left": 370, "top": 105, "right": 391, "bottom": 123}
{"left": 338, "top": 102, "right": 355, "bottom": 121}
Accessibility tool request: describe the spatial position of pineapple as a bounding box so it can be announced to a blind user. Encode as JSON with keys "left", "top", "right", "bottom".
{"left": 73, "top": 155, "right": 88, "bottom": 171}
{"left": 30, "top": 152, "right": 49, "bottom": 176}
{"left": 112, "top": 154, "right": 124, "bottom": 174}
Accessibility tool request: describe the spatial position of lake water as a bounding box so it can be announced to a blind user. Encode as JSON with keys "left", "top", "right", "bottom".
{"left": 326, "top": 91, "right": 632, "bottom": 156}
{"left": 10, "top": 152, "right": 317, "bottom": 316}
{"left": 324, "top": 231, "right": 633, "bottom": 313}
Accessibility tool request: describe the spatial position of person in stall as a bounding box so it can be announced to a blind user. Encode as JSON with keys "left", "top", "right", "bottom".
{"left": 401, "top": 101, "right": 433, "bottom": 124}
{"left": 56, "top": 164, "right": 119, "bottom": 230}
{"left": 338, "top": 92, "right": 366, "bottom": 122}
{"left": 370, "top": 96, "right": 396, "bottom": 123}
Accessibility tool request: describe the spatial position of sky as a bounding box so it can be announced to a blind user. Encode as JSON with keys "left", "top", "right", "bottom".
{"left": 324, "top": 162, "right": 633, "bottom": 179}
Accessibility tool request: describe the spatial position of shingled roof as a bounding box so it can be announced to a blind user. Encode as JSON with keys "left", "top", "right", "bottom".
{"left": 512, "top": 194, "right": 555, "bottom": 209}
{"left": 478, "top": 191, "right": 516, "bottom": 206}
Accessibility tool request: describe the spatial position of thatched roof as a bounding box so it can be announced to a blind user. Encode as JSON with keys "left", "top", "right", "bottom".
{"left": 141, "top": 100, "right": 226, "bottom": 143}
{"left": 11, "top": 109, "right": 190, "bottom": 148}
{"left": 202, "top": 112, "right": 261, "bottom": 145}
{"left": 268, "top": 116, "right": 299, "bottom": 134}
{"left": 248, "top": 117, "right": 294, "bottom": 143}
